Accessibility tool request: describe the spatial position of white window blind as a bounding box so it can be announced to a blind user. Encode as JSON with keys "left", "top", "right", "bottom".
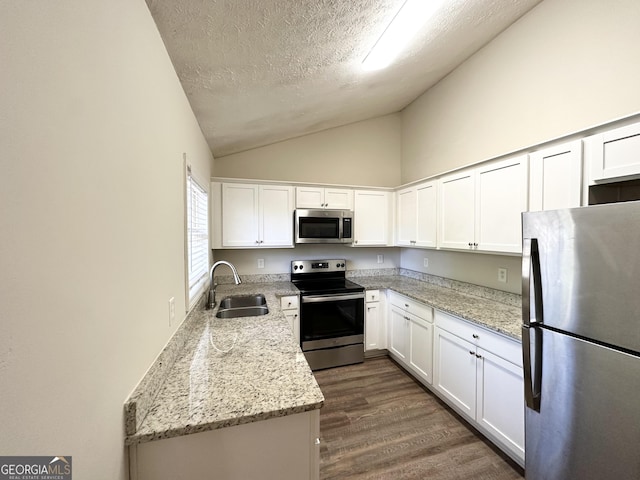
{"left": 187, "top": 166, "right": 209, "bottom": 306}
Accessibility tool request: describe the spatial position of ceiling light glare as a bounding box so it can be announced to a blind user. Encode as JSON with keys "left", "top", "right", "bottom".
{"left": 362, "top": 0, "right": 444, "bottom": 71}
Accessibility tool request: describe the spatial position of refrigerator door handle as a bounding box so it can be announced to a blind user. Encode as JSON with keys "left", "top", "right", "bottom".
{"left": 522, "top": 238, "right": 543, "bottom": 327}
{"left": 522, "top": 237, "right": 543, "bottom": 411}
{"left": 522, "top": 324, "right": 542, "bottom": 411}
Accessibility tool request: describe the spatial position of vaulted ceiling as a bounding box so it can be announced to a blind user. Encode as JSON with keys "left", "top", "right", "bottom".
{"left": 146, "top": 0, "right": 542, "bottom": 157}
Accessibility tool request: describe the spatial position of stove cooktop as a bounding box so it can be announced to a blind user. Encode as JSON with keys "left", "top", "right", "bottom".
{"left": 292, "top": 278, "right": 364, "bottom": 295}
{"left": 290, "top": 259, "right": 364, "bottom": 295}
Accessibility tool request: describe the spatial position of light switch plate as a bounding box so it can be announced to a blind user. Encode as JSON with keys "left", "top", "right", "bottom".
{"left": 168, "top": 297, "right": 175, "bottom": 326}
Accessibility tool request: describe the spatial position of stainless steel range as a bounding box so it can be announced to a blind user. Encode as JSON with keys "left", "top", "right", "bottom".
{"left": 291, "top": 259, "right": 365, "bottom": 370}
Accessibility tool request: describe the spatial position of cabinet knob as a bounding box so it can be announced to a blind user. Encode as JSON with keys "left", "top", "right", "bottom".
{"left": 255, "top": 240, "right": 260, "bottom": 244}
{"left": 354, "top": 240, "right": 358, "bottom": 244}
{"left": 469, "top": 351, "right": 475, "bottom": 355}
{"left": 468, "top": 242, "right": 473, "bottom": 247}
{"left": 472, "top": 334, "right": 479, "bottom": 339}
{"left": 475, "top": 354, "right": 482, "bottom": 359}
{"left": 473, "top": 242, "right": 478, "bottom": 248}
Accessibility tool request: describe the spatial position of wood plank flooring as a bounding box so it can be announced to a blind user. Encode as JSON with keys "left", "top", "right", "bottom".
{"left": 314, "top": 357, "right": 524, "bottom": 480}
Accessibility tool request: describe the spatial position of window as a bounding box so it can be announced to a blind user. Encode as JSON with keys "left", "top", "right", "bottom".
{"left": 186, "top": 165, "right": 209, "bottom": 308}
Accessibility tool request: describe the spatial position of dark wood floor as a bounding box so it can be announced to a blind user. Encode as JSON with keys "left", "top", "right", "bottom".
{"left": 314, "top": 357, "right": 524, "bottom": 480}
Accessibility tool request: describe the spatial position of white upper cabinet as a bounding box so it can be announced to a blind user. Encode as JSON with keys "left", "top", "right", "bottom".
{"left": 529, "top": 140, "right": 583, "bottom": 212}
{"left": 353, "top": 190, "right": 391, "bottom": 246}
{"left": 439, "top": 155, "right": 528, "bottom": 254}
{"left": 586, "top": 121, "right": 640, "bottom": 183}
{"left": 395, "top": 180, "right": 437, "bottom": 248}
{"left": 221, "top": 183, "right": 294, "bottom": 248}
{"left": 295, "top": 186, "right": 353, "bottom": 210}
{"left": 475, "top": 155, "right": 528, "bottom": 253}
{"left": 439, "top": 171, "right": 475, "bottom": 250}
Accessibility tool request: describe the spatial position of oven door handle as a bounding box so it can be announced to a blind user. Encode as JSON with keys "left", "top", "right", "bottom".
{"left": 301, "top": 293, "right": 365, "bottom": 303}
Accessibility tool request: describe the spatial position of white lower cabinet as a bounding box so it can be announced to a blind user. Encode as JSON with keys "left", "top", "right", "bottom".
{"left": 365, "top": 290, "right": 386, "bottom": 351}
{"left": 130, "top": 410, "right": 320, "bottom": 480}
{"left": 280, "top": 295, "right": 300, "bottom": 344}
{"left": 387, "top": 292, "right": 433, "bottom": 385}
{"left": 434, "top": 311, "right": 524, "bottom": 465}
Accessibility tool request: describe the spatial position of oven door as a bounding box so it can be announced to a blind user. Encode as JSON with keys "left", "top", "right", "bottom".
{"left": 300, "top": 292, "right": 364, "bottom": 351}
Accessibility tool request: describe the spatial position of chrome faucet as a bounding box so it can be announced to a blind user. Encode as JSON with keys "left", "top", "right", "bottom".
{"left": 207, "top": 261, "right": 242, "bottom": 309}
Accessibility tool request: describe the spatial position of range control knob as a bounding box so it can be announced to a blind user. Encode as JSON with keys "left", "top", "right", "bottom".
{"left": 299, "top": 265, "right": 304, "bottom": 270}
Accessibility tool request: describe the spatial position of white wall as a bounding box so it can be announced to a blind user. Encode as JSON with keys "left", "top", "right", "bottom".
{"left": 402, "top": 0, "right": 640, "bottom": 182}
{"left": 214, "top": 114, "right": 402, "bottom": 187}
{"left": 0, "top": 2, "right": 212, "bottom": 479}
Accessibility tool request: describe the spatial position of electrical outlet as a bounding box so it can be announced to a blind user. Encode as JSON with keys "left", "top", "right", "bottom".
{"left": 423, "top": 258, "right": 429, "bottom": 268}
{"left": 168, "top": 297, "right": 175, "bottom": 326}
{"left": 377, "top": 254, "right": 384, "bottom": 264}
{"left": 257, "top": 258, "right": 265, "bottom": 269}
{"left": 498, "top": 268, "right": 508, "bottom": 283}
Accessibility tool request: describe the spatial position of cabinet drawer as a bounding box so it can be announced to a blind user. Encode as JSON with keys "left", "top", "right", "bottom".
{"left": 435, "top": 310, "right": 521, "bottom": 366}
{"left": 366, "top": 290, "right": 380, "bottom": 303}
{"left": 388, "top": 291, "right": 432, "bottom": 322}
{"left": 280, "top": 295, "right": 299, "bottom": 310}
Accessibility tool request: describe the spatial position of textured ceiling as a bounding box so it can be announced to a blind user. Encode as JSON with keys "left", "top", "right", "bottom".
{"left": 146, "top": 0, "right": 542, "bottom": 157}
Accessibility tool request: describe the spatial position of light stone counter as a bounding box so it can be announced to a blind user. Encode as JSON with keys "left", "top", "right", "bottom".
{"left": 124, "top": 271, "right": 520, "bottom": 446}
{"left": 125, "top": 282, "right": 324, "bottom": 445}
{"left": 351, "top": 272, "right": 522, "bottom": 340}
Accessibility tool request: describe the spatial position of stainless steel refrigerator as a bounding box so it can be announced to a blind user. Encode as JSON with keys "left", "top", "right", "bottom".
{"left": 522, "top": 201, "right": 640, "bottom": 480}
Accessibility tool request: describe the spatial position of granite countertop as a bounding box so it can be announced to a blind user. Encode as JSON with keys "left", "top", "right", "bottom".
{"left": 354, "top": 275, "right": 522, "bottom": 340}
{"left": 125, "top": 272, "right": 520, "bottom": 446}
{"left": 125, "top": 282, "right": 324, "bottom": 445}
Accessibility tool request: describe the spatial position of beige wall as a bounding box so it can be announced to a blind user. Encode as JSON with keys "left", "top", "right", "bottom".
{"left": 214, "top": 114, "right": 402, "bottom": 187}
{"left": 0, "top": 1, "right": 212, "bottom": 479}
{"left": 401, "top": 0, "right": 640, "bottom": 182}
{"left": 215, "top": 246, "right": 401, "bottom": 276}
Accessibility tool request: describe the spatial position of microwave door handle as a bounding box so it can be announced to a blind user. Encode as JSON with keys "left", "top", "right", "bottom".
{"left": 522, "top": 237, "right": 543, "bottom": 411}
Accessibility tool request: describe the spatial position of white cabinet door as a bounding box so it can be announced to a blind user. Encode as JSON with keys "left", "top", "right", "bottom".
{"left": 588, "top": 121, "right": 640, "bottom": 182}
{"left": 295, "top": 187, "right": 325, "bottom": 209}
{"left": 396, "top": 187, "right": 416, "bottom": 246}
{"left": 283, "top": 310, "right": 300, "bottom": 344}
{"left": 388, "top": 305, "right": 408, "bottom": 361}
{"left": 222, "top": 183, "right": 260, "bottom": 247}
{"left": 433, "top": 326, "right": 476, "bottom": 419}
{"left": 324, "top": 188, "right": 353, "bottom": 210}
{"left": 476, "top": 348, "right": 525, "bottom": 463}
{"left": 530, "top": 141, "right": 582, "bottom": 212}
{"left": 354, "top": 190, "right": 390, "bottom": 246}
{"left": 415, "top": 181, "right": 437, "bottom": 248}
{"left": 475, "top": 155, "right": 528, "bottom": 254}
{"left": 260, "top": 185, "right": 294, "bottom": 247}
{"left": 409, "top": 315, "right": 433, "bottom": 385}
{"left": 365, "top": 301, "right": 381, "bottom": 351}
{"left": 439, "top": 171, "right": 475, "bottom": 250}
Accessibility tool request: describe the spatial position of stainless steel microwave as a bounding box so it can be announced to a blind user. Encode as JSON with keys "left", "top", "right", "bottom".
{"left": 294, "top": 209, "right": 353, "bottom": 244}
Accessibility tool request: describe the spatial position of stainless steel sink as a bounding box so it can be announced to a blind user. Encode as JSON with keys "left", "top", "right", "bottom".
{"left": 215, "top": 306, "right": 269, "bottom": 319}
{"left": 218, "top": 294, "right": 267, "bottom": 309}
{"left": 215, "top": 294, "right": 269, "bottom": 318}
